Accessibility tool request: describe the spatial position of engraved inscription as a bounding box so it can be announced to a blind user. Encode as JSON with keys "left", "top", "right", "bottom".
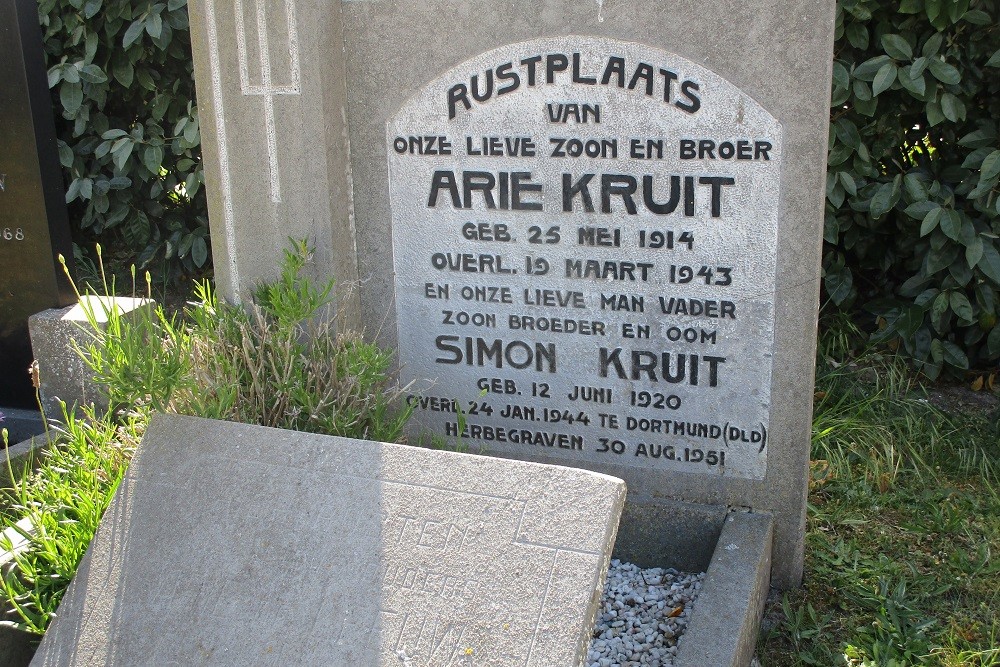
{"left": 389, "top": 37, "right": 780, "bottom": 480}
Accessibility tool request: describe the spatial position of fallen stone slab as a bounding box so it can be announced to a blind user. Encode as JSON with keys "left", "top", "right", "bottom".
{"left": 31, "top": 413, "right": 626, "bottom": 666}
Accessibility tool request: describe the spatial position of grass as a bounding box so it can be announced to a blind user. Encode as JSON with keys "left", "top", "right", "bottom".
{"left": 758, "top": 316, "right": 1000, "bottom": 666}
{"left": 1, "top": 406, "right": 142, "bottom": 634}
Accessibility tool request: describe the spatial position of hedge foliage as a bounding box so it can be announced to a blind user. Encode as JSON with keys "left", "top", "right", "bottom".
{"left": 826, "top": 0, "right": 1000, "bottom": 378}
{"left": 38, "top": 1, "right": 1000, "bottom": 375}
{"left": 38, "top": 0, "right": 208, "bottom": 280}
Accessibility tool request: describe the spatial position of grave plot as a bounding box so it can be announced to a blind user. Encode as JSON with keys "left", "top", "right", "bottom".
{"left": 30, "top": 414, "right": 626, "bottom": 666}
{"left": 186, "top": 2, "right": 834, "bottom": 664}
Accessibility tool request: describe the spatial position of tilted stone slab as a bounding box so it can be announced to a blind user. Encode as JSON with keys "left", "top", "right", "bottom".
{"left": 31, "top": 413, "right": 626, "bottom": 666}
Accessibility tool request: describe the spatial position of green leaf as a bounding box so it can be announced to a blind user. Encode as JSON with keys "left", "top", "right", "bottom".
{"left": 136, "top": 68, "right": 156, "bottom": 91}
{"left": 168, "top": 0, "right": 187, "bottom": 8}
{"left": 940, "top": 93, "right": 965, "bottom": 122}
{"left": 903, "top": 173, "right": 927, "bottom": 202}
{"left": 61, "top": 64, "right": 79, "bottom": 85}
{"left": 899, "top": 0, "right": 923, "bottom": 12}
{"left": 83, "top": 0, "right": 102, "bottom": 19}
{"left": 59, "top": 81, "right": 84, "bottom": 114}
{"left": 987, "top": 326, "right": 1000, "bottom": 357}
{"left": 846, "top": 23, "right": 869, "bottom": 49}
{"left": 897, "top": 66, "right": 926, "bottom": 96}
{"left": 905, "top": 201, "right": 936, "bottom": 220}
{"left": 948, "top": 253, "right": 973, "bottom": 287}
{"left": 829, "top": 181, "right": 846, "bottom": 208}
{"left": 981, "top": 150, "right": 1000, "bottom": 182}
{"left": 178, "top": 233, "right": 194, "bottom": 258}
{"left": 839, "top": 171, "right": 857, "bottom": 197}
{"left": 143, "top": 145, "right": 164, "bottom": 175}
{"left": 853, "top": 97, "right": 878, "bottom": 117}
{"left": 113, "top": 58, "right": 134, "bottom": 87}
{"left": 846, "top": 4, "right": 872, "bottom": 20}
{"left": 832, "top": 61, "right": 849, "bottom": 89}
{"left": 926, "top": 99, "right": 945, "bottom": 126}
{"left": 823, "top": 212, "right": 840, "bottom": 244}
{"left": 185, "top": 171, "right": 201, "bottom": 198}
{"left": 927, "top": 58, "right": 961, "bottom": 85}
{"left": 987, "top": 49, "right": 1000, "bottom": 68}
{"left": 183, "top": 119, "right": 199, "bottom": 144}
{"left": 941, "top": 341, "right": 969, "bottom": 370}
{"left": 828, "top": 143, "right": 853, "bottom": 166}
{"left": 870, "top": 181, "right": 896, "bottom": 218}
{"left": 920, "top": 206, "right": 942, "bottom": 235}
{"left": 85, "top": 31, "right": 99, "bottom": 63}
{"left": 959, "top": 218, "right": 977, "bottom": 246}
{"left": 940, "top": 209, "right": 961, "bottom": 240}
{"left": 928, "top": 243, "right": 960, "bottom": 273}
{"left": 191, "top": 236, "right": 209, "bottom": 267}
{"left": 872, "top": 63, "right": 897, "bottom": 95}
{"left": 932, "top": 291, "right": 950, "bottom": 319}
{"left": 824, "top": 262, "right": 853, "bottom": 305}
{"left": 922, "top": 32, "right": 943, "bottom": 57}
{"left": 948, "top": 0, "right": 969, "bottom": 23}
{"left": 962, "top": 147, "right": 990, "bottom": 168}
{"left": 959, "top": 129, "right": 997, "bottom": 148}
{"left": 979, "top": 244, "right": 1000, "bottom": 285}
{"left": 963, "top": 9, "right": 992, "bottom": 25}
{"left": 854, "top": 55, "right": 892, "bottom": 81}
{"left": 109, "top": 176, "right": 132, "bottom": 189}
{"left": 66, "top": 178, "right": 85, "bottom": 205}
{"left": 897, "top": 304, "right": 925, "bottom": 338}
{"left": 78, "top": 64, "right": 107, "bottom": 84}
{"left": 123, "top": 20, "right": 145, "bottom": 48}
{"left": 950, "top": 292, "right": 974, "bottom": 321}
{"left": 852, "top": 79, "right": 872, "bottom": 101}
{"left": 146, "top": 13, "right": 163, "bottom": 39}
{"left": 113, "top": 141, "right": 134, "bottom": 171}
{"left": 881, "top": 34, "right": 913, "bottom": 60}
{"left": 58, "top": 141, "right": 74, "bottom": 168}
{"left": 966, "top": 237, "right": 984, "bottom": 268}
{"left": 835, "top": 119, "right": 861, "bottom": 148}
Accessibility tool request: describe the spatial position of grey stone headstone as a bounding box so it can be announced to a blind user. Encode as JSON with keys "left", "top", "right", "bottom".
{"left": 188, "top": 1, "right": 835, "bottom": 588}
{"left": 30, "top": 414, "right": 626, "bottom": 667}
{"left": 0, "top": 0, "right": 75, "bottom": 409}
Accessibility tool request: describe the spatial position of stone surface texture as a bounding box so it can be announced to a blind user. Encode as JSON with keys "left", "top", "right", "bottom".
{"left": 30, "top": 414, "right": 627, "bottom": 667}
{"left": 674, "top": 511, "right": 773, "bottom": 667}
{"left": 612, "top": 497, "right": 727, "bottom": 573}
{"left": 27, "top": 296, "right": 149, "bottom": 418}
{"left": 187, "top": 0, "right": 836, "bottom": 588}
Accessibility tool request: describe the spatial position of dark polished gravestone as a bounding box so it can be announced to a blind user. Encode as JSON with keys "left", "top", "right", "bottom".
{"left": 0, "top": 0, "right": 75, "bottom": 409}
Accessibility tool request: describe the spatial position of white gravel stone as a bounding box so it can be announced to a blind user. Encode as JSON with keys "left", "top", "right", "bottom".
{"left": 587, "top": 560, "right": 705, "bottom": 667}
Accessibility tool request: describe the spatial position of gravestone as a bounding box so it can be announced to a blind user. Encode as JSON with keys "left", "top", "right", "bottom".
{"left": 188, "top": 0, "right": 835, "bottom": 589}
{"left": 31, "top": 413, "right": 627, "bottom": 666}
{"left": 0, "top": 0, "right": 75, "bottom": 409}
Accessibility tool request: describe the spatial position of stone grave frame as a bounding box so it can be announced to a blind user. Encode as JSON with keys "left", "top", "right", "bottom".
{"left": 188, "top": 0, "right": 836, "bottom": 591}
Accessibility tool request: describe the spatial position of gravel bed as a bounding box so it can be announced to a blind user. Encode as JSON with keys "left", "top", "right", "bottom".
{"left": 587, "top": 560, "right": 705, "bottom": 667}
